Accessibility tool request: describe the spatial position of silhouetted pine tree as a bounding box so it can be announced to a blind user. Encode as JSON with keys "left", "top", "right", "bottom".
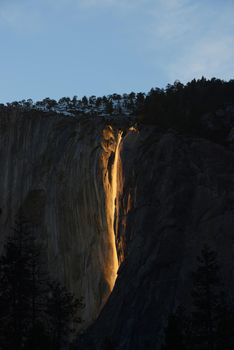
{"left": 106, "top": 100, "right": 113, "bottom": 115}
{"left": 102, "top": 337, "right": 118, "bottom": 350}
{"left": 188, "top": 245, "right": 234, "bottom": 350}
{"left": 24, "top": 322, "right": 51, "bottom": 350}
{"left": 0, "top": 215, "right": 84, "bottom": 350}
{"left": 215, "top": 294, "right": 234, "bottom": 350}
{"left": 162, "top": 246, "right": 234, "bottom": 350}
{"left": 46, "top": 281, "right": 83, "bottom": 350}
{"left": 189, "top": 245, "right": 221, "bottom": 350}
{"left": 161, "top": 307, "right": 189, "bottom": 350}
{"left": 0, "top": 216, "right": 39, "bottom": 349}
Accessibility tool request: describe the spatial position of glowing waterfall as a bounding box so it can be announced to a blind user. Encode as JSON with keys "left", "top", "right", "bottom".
{"left": 111, "top": 131, "right": 123, "bottom": 228}
{"left": 108, "top": 131, "right": 122, "bottom": 290}
{"left": 101, "top": 126, "right": 123, "bottom": 298}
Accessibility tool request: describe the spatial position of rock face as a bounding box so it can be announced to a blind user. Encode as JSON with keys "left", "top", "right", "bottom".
{"left": 1, "top": 109, "right": 234, "bottom": 349}
{"left": 0, "top": 110, "right": 120, "bottom": 329}
{"left": 86, "top": 126, "right": 234, "bottom": 349}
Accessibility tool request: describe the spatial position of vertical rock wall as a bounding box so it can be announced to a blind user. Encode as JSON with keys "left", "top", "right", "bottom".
{"left": 0, "top": 111, "right": 120, "bottom": 329}
{"left": 87, "top": 126, "right": 234, "bottom": 350}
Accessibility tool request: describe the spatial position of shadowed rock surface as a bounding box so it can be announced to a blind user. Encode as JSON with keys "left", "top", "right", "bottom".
{"left": 82, "top": 125, "right": 234, "bottom": 349}
{"left": 0, "top": 110, "right": 123, "bottom": 329}
{"left": 1, "top": 108, "right": 234, "bottom": 349}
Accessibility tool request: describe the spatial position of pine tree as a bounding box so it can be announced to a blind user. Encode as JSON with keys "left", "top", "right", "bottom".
{"left": 46, "top": 281, "right": 83, "bottom": 350}
{"left": 0, "top": 215, "right": 84, "bottom": 349}
{"left": 82, "top": 96, "right": 88, "bottom": 106}
{"left": 215, "top": 295, "right": 234, "bottom": 350}
{"left": 102, "top": 337, "right": 118, "bottom": 350}
{"left": 189, "top": 245, "right": 229, "bottom": 350}
{"left": 161, "top": 307, "right": 189, "bottom": 350}
{"left": 106, "top": 100, "right": 113, "bottom": 115}
{"left": 0, "top": 216, "right": 36, "bottom": 349}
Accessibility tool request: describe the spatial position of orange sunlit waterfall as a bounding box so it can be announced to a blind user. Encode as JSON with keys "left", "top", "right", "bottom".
{"left": 111, "top": 131, "right": 123, "bottom": 232}
{"left": 109, "top": 130, "right": 123, "bottom": 289}
{"left": 101, "top": 126, "right": 123, "bottom": 298}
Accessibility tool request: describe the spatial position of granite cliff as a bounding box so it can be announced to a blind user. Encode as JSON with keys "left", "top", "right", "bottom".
{"left": 1, "top": 108, "right": 234, "bottom": 349}
{"left": 0, "top": 110, "right": 126, "bottom": 329}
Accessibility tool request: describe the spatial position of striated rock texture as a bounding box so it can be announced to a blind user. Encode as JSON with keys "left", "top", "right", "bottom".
{"left": 0, "top": 110, "right": 121, "bottom": 329}
{"left": 1, "top": 108, "right": 234, "bottom": 349}
{"left": 85, "top": 125, "right": 234, "bottom": 350}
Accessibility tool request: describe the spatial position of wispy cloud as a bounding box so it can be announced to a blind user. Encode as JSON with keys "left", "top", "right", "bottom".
{"left": 168, "top": 35, "right": 234, "bottom": 82}
{"left": 0, "top": 1, "right": 43, "bottom": 31}
{"left": 151, "top": 1, "right": 198, "bottom": 41}
{"left": 77, "top": 0, "right": 144, "bottom": 9}
{"left": 0, "top": 0, "right": 142, "bottom": 31}
{"left": 0, "top": 0, "right": 233, "bottom": 101}
{"left": 145, "top": 0, "right": 234, "bottom": 82}
{"left": 73, "top": 0, "right": 150, "bottom": 16}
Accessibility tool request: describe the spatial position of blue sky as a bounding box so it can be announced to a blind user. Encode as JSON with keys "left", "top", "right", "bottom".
{"left": 0, "top": 0, "right": 234, "bottom": 102}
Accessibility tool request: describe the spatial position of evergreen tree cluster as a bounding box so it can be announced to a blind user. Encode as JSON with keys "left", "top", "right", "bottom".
{"left": 1, "top": 92, "right": 145, "bottom": 117}
{"left": 2, "top": 78, "right": 234, "bottom": 141}
{"left": 0, "top": 216, "right": 83, "bottom": 350}
{"left": 141, "top": 78, "right": 234, "bottom": 135}
{"left": 162, "top": 245, "right": 234, "bottom": 350}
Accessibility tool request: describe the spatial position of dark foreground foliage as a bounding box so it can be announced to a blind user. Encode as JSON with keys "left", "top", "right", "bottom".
{"left": 162, "top": 245, "right": 234, "bottom": 350}
{"left": 0, "top": 215, "right": 84, "bottom": 350}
